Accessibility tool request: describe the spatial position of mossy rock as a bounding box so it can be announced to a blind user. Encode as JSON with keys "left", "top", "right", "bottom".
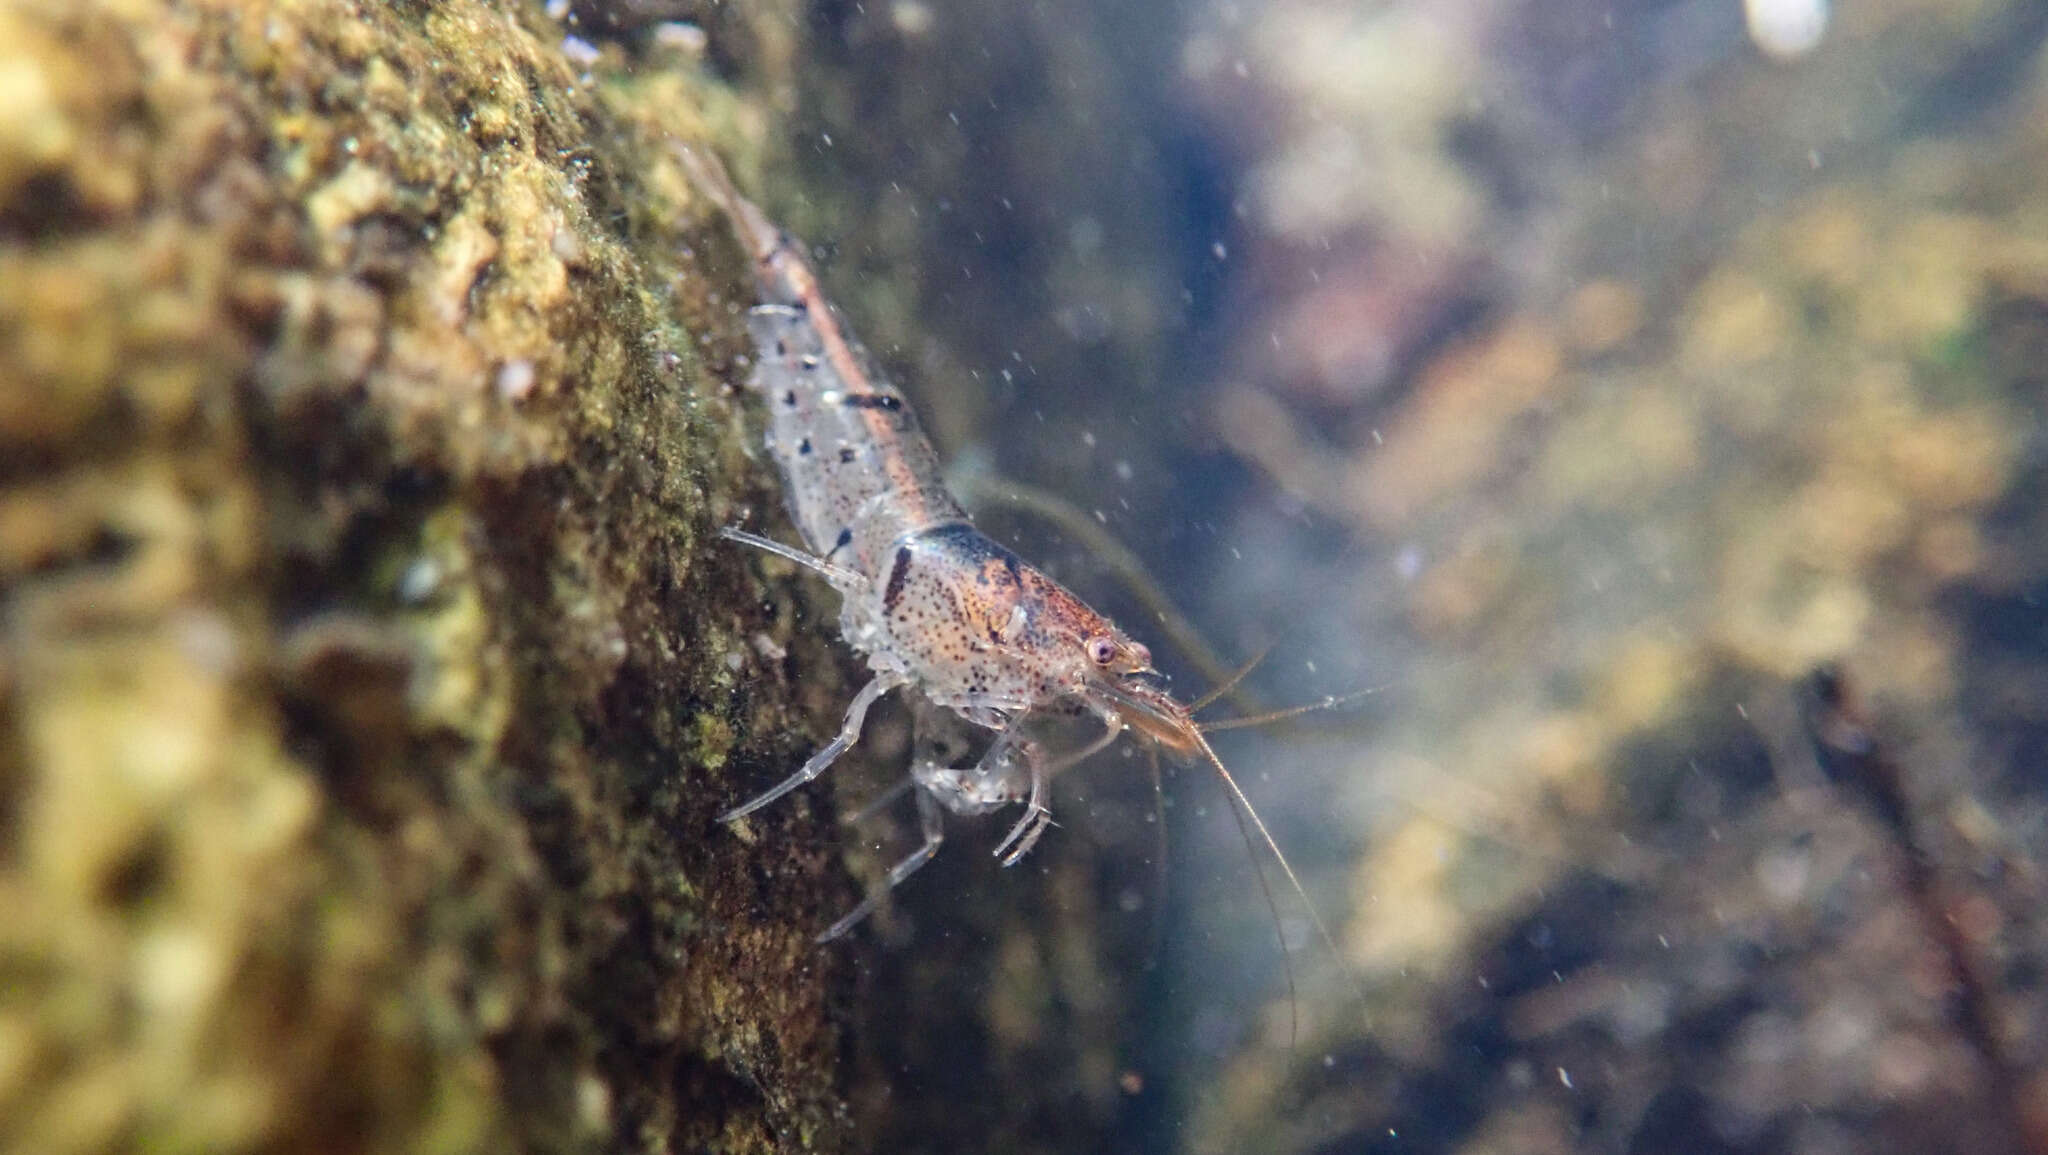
{"left": 0, "top": 1, "right": 861, "bottom": 1151}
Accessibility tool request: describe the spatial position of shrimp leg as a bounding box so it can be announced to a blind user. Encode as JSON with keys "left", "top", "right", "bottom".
{"left": 840, "top": 697, "right": 981, "bottom": 826}
{"left": 815, "top": 787, "right": 946, "bottom": 943}
{"left": 991, "top": 764, "right": 1053, "bottom": 867}
{"left": 842, "top": 776, "right": 914, "bottom": 826}
{"left": 721, "top": 672, "right": 908, "bottom": 821}
{"left": 992, "top": 713, "right": 1125, "bottom": 866}
{"left": 719, "top": 526, "right": 868, "bottom": 592}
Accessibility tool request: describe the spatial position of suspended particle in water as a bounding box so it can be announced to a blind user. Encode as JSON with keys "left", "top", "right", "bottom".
{"left": 1745, "top": 0, "right": 1827, "bottom": 59}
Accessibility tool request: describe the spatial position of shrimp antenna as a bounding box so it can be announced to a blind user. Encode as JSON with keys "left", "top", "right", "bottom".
{"left": 1218, "top": 759, "right": 1302, "bottom": 1048}
{"left": 1189, "top": 643, "right": 1274, "bottom": 715}
{"left": 1189, "top": 727, "right": 1358, "bottom": 1045}
{"left": 1137, "top": 749, "right": 1175, "bottom": 983}
{"left": 1198, "top": 683, "right": 1390, "bottom": 734}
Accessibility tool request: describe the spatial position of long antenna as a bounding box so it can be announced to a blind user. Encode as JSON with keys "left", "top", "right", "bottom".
{"left": 1216, "top": 761, "right": 1302, "bottom": 1047}
{"left": 1197, "top": 683, "right": 1389, "bottom": 734}
{"left": 1190, "top": 728, "right": 1358, "bottom": 1035}
{"left": 1137, "top": 749, "right": 1176, "bottom": 986}
{"left": 1189, "top": 643, "right": 1274, "bottom": 715}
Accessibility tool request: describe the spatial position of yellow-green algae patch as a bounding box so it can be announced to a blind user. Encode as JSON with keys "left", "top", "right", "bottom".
{"left": 0, "top": 1, "right": 854, "bottom": 1153}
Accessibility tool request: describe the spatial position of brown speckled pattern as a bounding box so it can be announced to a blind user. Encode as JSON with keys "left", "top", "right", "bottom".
{"left": 687, "top": 153, "right": 1169, "bottom": 734}
{"left": 855, "top": 524, "right": 1150, "bottom": 721}
{"left": 746, "top": 304, "right": 967, "bottom": 576}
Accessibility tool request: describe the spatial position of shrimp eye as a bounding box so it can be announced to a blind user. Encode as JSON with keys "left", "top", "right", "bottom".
{"left": 1086, "top": 635, "right": 1119, "bottom": 665}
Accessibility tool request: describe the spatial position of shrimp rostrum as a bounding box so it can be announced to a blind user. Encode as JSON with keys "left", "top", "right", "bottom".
{"left": 681, "top": 145, "right": 1344, "bottom": 960}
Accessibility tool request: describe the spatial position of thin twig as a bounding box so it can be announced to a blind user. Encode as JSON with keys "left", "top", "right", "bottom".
{"left": 1803, "top": 664, "right": 2046, "bottom": 1154}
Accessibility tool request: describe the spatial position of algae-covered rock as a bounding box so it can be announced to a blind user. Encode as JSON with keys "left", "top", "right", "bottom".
{"left": 0, "top": 1, "right": 864, "bottom": 1151}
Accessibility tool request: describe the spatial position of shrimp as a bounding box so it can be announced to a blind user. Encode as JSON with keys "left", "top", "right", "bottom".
{"left": 679, "top": 145, "right": 1347, "bottom": 977}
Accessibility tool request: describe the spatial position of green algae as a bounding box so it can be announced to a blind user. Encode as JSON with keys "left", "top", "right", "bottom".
{"left": 0, "top": 1, "right": 859, "bottom": 1152}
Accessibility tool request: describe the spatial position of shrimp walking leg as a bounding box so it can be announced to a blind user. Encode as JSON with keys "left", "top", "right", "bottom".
{"left": 842, "top": 697, "right": 985, "bottom": 825}
{"left": 842, "top": 776, "right": 914, "bottom": 826}
{"left": 815, "top": 787, "right": 946, "bottom": 943}
{"left": 720, "top": 673, "right": 907, "bottom": 822}
{"left": 915, "top": 717, "right": 1041, "bottom": 811}
{"left": 718, "top": 526, "right": 868, "bottom": 592}
{"left": 993, "top": 715, "right": 1125, "bottom": 867}
{"left": 991, "top": 769, "right": 1052, "bottom": 867}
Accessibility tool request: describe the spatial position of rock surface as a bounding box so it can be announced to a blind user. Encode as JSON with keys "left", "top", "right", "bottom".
{"left": 0, "top": 1, "right": 864, "bottom": 1151}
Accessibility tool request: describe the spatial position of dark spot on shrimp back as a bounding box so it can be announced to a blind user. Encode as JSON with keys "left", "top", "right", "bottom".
{"left": 884, "top": 547, "right": 913, "bottom": 612}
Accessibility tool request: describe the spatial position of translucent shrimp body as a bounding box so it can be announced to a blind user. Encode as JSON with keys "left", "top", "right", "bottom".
{"left": 682, "top": 147, "right": 1331, "bottom": 959}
